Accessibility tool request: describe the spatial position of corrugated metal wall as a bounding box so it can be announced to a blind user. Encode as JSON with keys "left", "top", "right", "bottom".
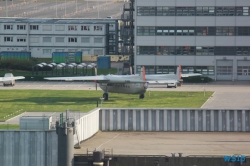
{"left": 99, "top": 109, "right": 250, "bottom": 132}
{"left": 0, "top": 130, "right": 57, "bottom": 166}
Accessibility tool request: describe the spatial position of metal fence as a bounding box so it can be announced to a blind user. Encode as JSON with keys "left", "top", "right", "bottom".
{"left": 99, "top": 109, "right": 250, "bottom": 132}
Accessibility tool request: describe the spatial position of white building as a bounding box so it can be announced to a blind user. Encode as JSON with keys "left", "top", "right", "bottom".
{"left": 0, "top": 18, "right": 118, "bottom": 58}
{"left": 134, "top": 0, "right": 250, "bottom": 80}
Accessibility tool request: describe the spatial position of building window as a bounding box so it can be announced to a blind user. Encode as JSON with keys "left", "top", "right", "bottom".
{"left": 217, "top": 66, "right": 232, "bottom": 75}
{"left": 43, "top": 37, "right": 52, "bottom": 43}
{"left": 93, "top": 49, "right": 103, "bottom": 55}
{"left": 94, "top": 37, "right": 102, "bottom": 43}
{"left": 81, "top": 25, "right": 90, "bottom": 31}
{"left": 94, "top": 26, "right": 103, "bottom": 31}
{"left": 4, "top": 37, "right": 13, "bottom": 42}
{"left": 17, "top": 25, "right": 26, "bottom": 30}
{"left": 68, "top": 49, "right": 77, "bottom": 52}
{"left": 236, "top": 27, "right": 250, "bottom": 36}
{"left": 196, "top": 47, "right": 214, "bottom": 55}
{"left": 55, "top": 37, "right": 64, "bottom": 43}
{"left": 43, "top": 25, "right": 52, "bottom": 31}
{"left": 30, "top": 37, "right": 39, "bottom": 43}
{"left": 236, "top": 7, "right": 249, "bottom": 16}
{"left": 82, "top": 49, "right": 90, "bottom": 54}
{"left": 4, "top": 25, "right": 13, "bottom": 30}
{"left": 237, "top": 66, "right": 250, "bottom": 75}
{"left": 214, "top": 47, "right": 236, "bottom": 55}
{"left": 137, "top": 46, "right": 156, "bottom": 55}
{"left": 17, "top": 37, "right": 26, "bottom": 42}
{"left": 81, "top": 37, "right": 90, "bottom": 43}
{"left": 43, "top": 49, "right": 52, "bottom": 54}
{"left": 137, "top": 6, "right": 156, "bottom": 16}
{"left": 55, "top": 49, "right": 64, "bottom": 52}
{"left": 236, "top": 47, "right": 250, "bottom": 55}
{"left": 216, "top": 27, "right": 235, "bottom": 36}
{"left": 176, "top": 46, "right": 195, "bottom": 55}
{"left": 30, "top": 25, "right": 39, "bottom": 30}
{"left": 68, "top": 37, "right": 77, "bottom": 42}
{"left": 55, "top": 25, "right": 65, "bottom": 31}
{"left": 137, "top": 27, "right": 155, "bottom": 36}
{"left": 196, "top": 7, "right": 215, "bottom": 16}
{"left": 216, "top": 7, "right": 235, "bottom": 16}
{"left": 68, "top": 25, "right": 77, "bottom": 31}
{"left": 156, "top": 7, "right": 175, "bottom": 16}
{"left": 176, "top": 7, "right": 195, "bottom": 16}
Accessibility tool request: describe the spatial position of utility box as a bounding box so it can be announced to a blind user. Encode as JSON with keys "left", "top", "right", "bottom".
{"left": 0, "top": 51, "right": 31, "bottom": 60}
{"left": 20, "top": 116, "right": 52, "bottom": 130}
{"left": 97, "top": 56, "right": 111, "bottom": 69}
{"left": 52, "top": 52, "right": 82, "bottom": 63}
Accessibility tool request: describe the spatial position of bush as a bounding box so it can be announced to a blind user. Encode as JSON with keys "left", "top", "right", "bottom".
{"left": 0, "top": 59, "right": 36, "bottom": 71}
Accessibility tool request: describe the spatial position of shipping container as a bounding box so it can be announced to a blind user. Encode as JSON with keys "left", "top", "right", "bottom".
{"left": 97, "top": 56, "right": 111, "bottom": 69}
{"left": 19, "top": 116, "right": 52, "bottom": 130}
{"left": 0, "top": 51, "right": 31, "bottom": 60}
{"left": 52, "top": 52, "right": 82, "bottom": 63}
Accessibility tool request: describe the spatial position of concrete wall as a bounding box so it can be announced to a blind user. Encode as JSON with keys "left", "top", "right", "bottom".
{"left": 75, "top": 155, "right": 249, "bottom": 166}
{"left": 0, "top": 130, "right": 57, "bottom": 166}
{"left": 99, "top": 109, "right": 250, "bottom": 132}
{"left": 74, "top": 108, "right": 100, "bottom": 144}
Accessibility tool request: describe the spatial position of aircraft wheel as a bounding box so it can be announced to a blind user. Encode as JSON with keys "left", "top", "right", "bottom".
{"left": 103, "top": 93, "right": 109, "bottom": 100}
{"left": 139, "top": 94, "right": 144, "bottom": 99}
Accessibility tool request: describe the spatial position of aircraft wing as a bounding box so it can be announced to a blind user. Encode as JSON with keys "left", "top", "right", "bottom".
{"left": 147, "top": 80, "right": 178, "bottom": 84}
{"left": 44, "top": 75, "right": 108, "bottom": 81}
{"left": 181, "top": 73, "right": 202, "bottom": 77}
{"left": 44, "top": 75, "right": 148, "bottom": 83}
{"left": 0, "top": 76, "right": 25, "bottom": 82}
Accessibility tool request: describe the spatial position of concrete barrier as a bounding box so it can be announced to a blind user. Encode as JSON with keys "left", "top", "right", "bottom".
{"left": 75, "top": 108, "right": 100, "bottom": 144}
{"left": 99, "top": 109, "right": 250, "bottom": 132}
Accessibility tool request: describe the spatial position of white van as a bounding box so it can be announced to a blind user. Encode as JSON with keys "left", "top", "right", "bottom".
{"left": 167, "top": 82, "right": 177, "bottom": 88}
{"left": 3, "top": 73, "right": 15, "bottom": 86}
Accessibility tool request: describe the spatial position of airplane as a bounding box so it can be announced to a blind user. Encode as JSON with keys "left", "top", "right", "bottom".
{"left": 44, "top": 67, "right": 148, "bottom": 100}
{"left": 113, "top": 66, "right": 201, "bottom": 88}
{"left": 0, "top": 73, "right": 25, "bottom": 86}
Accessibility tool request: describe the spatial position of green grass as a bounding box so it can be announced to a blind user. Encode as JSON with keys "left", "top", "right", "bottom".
{"left": 0, "top": 124, "right": 19, "bottom": 130}
{"left": 0, "top": 90, "right": 213, "bottom": 121}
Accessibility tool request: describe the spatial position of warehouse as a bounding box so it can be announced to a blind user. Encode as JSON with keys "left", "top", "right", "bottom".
{"left": 0, "top": 18, "right": 118, "bottom": 58}
{"left": 134, "top": 0, "right": 250, "bottom": 80}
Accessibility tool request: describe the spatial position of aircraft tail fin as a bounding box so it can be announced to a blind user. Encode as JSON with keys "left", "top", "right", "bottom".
{"left": 176, "top": 65, "right": 183, "bottom": 86}
{"left": 94, "top": 67, "right": 97, "bottom": 90}
{"left": 94, "top": 67, "right": 98, "bottom": 76}
{"left": 141, "top": 66, "right": 148, "bottom": 89}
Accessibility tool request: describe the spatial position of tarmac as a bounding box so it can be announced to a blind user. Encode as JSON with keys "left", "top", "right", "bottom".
{"left": 74, "top": 131, "right": 250, "bottom": 157}
{"left": 1, "top": 80, "right": 250, "bottom": 156}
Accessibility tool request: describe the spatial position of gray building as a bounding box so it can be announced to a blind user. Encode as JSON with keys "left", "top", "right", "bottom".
{"left": 0, "top": 18, "right": 118, "bottom": 58}
{"left": 134, "top": 0, "right": 250, "bottom": 80}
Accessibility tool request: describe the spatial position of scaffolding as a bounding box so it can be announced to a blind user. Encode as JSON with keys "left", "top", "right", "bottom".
{"left": 120, "top": 0, "right": 134, "bottom": 68}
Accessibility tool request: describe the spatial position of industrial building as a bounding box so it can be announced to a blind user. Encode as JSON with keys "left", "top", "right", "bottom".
{"left": 0, "top": 18, "right": 119, "bottom": 58}
{"left": 134, "top": 0, "right": 250, "bottom": 80}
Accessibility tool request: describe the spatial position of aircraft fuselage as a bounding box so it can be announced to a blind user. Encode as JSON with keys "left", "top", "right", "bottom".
{"left": 99, "top": 82, "right": 146, "bottom": 94}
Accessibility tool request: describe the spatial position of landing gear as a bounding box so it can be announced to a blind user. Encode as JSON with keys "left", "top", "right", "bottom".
{"left": 103, "top": 93, "right": 109, "bottom": 100}
{"left": 139, "top": 94, "right": 144, "bottom": 99}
